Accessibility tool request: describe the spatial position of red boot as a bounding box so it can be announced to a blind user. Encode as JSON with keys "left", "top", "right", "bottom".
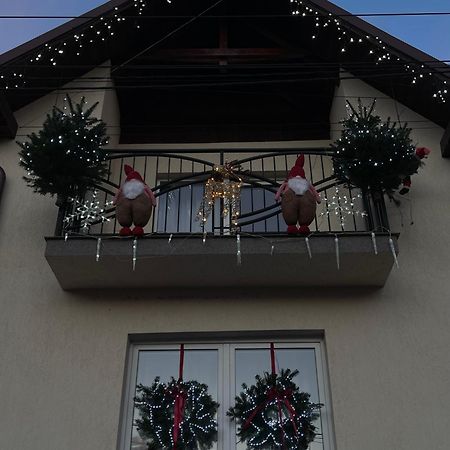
{"left": 287, "top": 225, "right": 298, "bottom": 235}
{"left": 119, "top": 227, "right": 132, "bottom": 236}
{"left": 132, "top": 226, "right": 144, "bottom": 237}
{"left": 298, "top": 225, "right": 310, "bottom": 235}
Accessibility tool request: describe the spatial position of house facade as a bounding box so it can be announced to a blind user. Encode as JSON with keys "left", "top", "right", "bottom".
{"left": 1, "top": 1, "right": 450, "bottom": 449}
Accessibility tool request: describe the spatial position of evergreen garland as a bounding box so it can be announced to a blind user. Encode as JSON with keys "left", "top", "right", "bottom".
{"left": 134, "top": 377, "right": 219, "bottom": 450}
{"left": 228, "top": 369, "right": 321, "bottom": 450}
{"left": 332, "top": 100, "right": 421, "bottom": 192}
{"left": 18, "top": 95, "right": 109, "bottom": 199}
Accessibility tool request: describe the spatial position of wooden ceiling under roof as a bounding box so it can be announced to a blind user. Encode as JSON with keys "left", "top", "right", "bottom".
{"left": 1, "top": 0, "right": 450, "bottom": 150}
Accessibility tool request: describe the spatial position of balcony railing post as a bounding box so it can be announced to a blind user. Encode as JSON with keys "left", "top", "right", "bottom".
{"left": 372, "top": 190, "right": 390, "bottom": 231}
{"left": 362, "top": 189, "right": 374, "bottom": 231}
{"left": 54, "top": 195, "right": 68, "bottom": 237}
{"left": 219, "top": 151, "right": 225, "bottom": 235}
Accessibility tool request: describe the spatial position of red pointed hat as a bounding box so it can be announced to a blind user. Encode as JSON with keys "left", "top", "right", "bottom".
{"left": 416, "top": 147, "right": 431, "bottom": 159}
{"left": 288, "top": 155, "right": 306, "bottom": 179}
{"left": 124, "top": 164, "right": 145, "bottom": 183}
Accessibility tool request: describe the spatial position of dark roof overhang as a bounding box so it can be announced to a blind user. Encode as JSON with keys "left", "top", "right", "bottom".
{"left": 0, "top": 166, "right": 5, "bottom": 207}
{"left": 0, "top": 92, "right": 17, "bottom": 138}
{"left": 0, "top": 0, "right": 449, "bottom": 152}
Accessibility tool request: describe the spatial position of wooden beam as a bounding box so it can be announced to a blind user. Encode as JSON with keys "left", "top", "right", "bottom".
{"left": 140, "top": 48, "right": 299, "bottom": 59}
{"left": 441, "top": 121, "right": 450, "bottom": 157}
{"left": 0, "top": 93, "right": 18, "bottom": 139}
{"left": 0, "top": 166, "right": 5, "bottom": 208}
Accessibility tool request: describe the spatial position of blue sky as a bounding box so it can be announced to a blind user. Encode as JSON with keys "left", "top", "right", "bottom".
{"left": 0, "top": 0, "right": 449, "bottom": 60}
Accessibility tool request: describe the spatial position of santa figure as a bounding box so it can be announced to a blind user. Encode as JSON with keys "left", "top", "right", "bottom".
{"left": 399, "top": 147, "right": 431, "bottom": 195}
{"left": 275, "top": 155, "right": 321, "bottom": 234}
{"left": 114, "top": 164, "right": 156, "bottom": 236}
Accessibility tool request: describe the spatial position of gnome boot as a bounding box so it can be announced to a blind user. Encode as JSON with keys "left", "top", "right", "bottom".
{"left": 298, "top": 225, "right": 310, "bottom": 235}
{"left": 132, "top": 226, "right": 144, "bottom": 237}
{"left": 119, "top": 226, "right": 132, "bottom": 236}
{"left": 287, "top": 225, "right": 298, "bottom": 235}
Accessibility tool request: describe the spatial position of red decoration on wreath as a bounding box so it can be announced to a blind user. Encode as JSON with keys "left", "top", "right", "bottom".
{"left": 228, "top": 343, "right": 321, "bottom": 450}
{"left": 170, "top": 344, "right": 187, "bottom": 450}
{"left": 242, "top": 344, "right": 299, "bottom": 447}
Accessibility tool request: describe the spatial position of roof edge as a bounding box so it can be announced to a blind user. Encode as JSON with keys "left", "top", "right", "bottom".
{"left": 308, "top": 0, "right": 450, "bottom": 77}
{"left": 0, "top": 0, "right": 129, "bottom": 66}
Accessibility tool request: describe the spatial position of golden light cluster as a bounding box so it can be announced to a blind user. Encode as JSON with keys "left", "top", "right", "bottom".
{"left": 197, "top": 164, "right": 243, "bottom": 230}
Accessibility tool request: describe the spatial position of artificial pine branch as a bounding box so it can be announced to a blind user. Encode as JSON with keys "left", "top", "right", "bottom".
{"left": 332, "top": 99, "right": 421, "bottom": 193}
{"left": 18, "top": 94, "right": 109, "bottom": 199}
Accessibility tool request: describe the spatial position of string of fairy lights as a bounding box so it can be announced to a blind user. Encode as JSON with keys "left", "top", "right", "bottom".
{"left": 0, "top": 0, "right": 449, "bottom": 103}
{"left": 289, "top": 0, "right": 449, "bottom": 103}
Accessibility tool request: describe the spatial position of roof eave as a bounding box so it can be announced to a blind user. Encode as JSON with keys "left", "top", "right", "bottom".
{"left": 0, "top": 0, "right": 129, "bottom": 67}
{"left": 0, "top": 93, "right": 18, "bottom": 138}
{"left": 308, "top": 0, "right": 450, "bottom": 79}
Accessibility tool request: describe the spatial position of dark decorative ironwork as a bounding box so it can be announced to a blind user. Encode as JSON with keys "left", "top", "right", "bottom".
{"left": 58, "top": 148, "right": 390, "bottom": 236}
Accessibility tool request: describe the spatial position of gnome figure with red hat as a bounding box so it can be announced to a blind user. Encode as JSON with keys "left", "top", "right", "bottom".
{"left": 114, "top": 164, "right": 157, "bottom": 236}
{"left": 399, "top": 147, "right": 431, "bottom": 195}
{"left": 275, "top": 155, "right": 321, "bottom": 235}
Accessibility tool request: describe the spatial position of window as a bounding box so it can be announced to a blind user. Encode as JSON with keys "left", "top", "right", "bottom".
{"left": 119, "top": 340, "right": 334, "bottom": 450}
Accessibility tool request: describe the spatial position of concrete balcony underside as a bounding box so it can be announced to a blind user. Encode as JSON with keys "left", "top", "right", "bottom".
{"left": 45, "top": 233, "right": 399, "bottom": 290}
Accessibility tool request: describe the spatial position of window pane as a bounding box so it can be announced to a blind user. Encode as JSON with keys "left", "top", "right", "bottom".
{"left": 130, "top": 349, "right": 218, "bottom": 450}
{"left": 234, "top": 347, "right": 323, "bottom": 450}
{"left": 240, "top": 186, "right": 282, "bottom": 233}
{"left": 156, "top": 185, "right": 215, "bottom": 233}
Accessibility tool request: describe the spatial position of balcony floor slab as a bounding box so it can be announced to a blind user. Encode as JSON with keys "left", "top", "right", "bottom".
{"left": 45, "top": 233, "right": 399, "bottom": 290}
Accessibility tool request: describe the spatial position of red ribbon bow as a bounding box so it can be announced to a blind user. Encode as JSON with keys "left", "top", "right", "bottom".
{"left": 171, "top": 386, "right": 186, "bottom": 449}
{"left": 242, "top": 344, "right": 298, "bottom": 449}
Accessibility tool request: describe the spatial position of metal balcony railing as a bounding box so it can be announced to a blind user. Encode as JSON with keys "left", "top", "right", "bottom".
{"left": 56, "top": 148, "right": 389, "bottom": 237}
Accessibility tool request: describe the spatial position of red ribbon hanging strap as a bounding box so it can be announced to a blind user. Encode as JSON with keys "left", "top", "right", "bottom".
{"left": 172, "top": 344, "right": 186, "bottom": 450}
{"left": 270, "top": 342, "right": 276, "bottom": 375}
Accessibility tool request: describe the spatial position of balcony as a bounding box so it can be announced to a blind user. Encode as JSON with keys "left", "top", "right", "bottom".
{"left": 45, "top": 148, "right": 399, "bottom": 290}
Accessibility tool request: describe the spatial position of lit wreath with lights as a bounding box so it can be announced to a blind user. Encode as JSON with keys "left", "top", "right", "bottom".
{"left": 228, "top": 369, "right": 321, "bottom": 450}
{"left": 332, "top": 100, "right": 422, "bottom": 193}
{"left": 134, "top": 377, "right": 219, "bottom": 450}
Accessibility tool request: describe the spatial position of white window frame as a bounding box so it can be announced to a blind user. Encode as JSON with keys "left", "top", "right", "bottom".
{"left": 118, "top": 340, "right": 335, "bottom": 450}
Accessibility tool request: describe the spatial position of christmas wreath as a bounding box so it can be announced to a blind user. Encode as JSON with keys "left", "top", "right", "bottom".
{"left": 134, "top": 377, "right": 219, "bottom": 450}
{"left": 332, "top": 100, "right": 422, "bottom": 193}
{"left": 228, "top": 368, "right": 321, "bottom": 450}
{"left": 18, "top": 95, "right": 109, "bottom": 200}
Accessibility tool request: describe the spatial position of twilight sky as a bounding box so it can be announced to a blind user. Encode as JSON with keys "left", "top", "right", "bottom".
{"left": 0, "top": 0, "right": 449, "bottom": 61}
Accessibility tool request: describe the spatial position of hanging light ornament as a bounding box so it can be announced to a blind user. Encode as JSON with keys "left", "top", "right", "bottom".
{"left": 197, "top": 163, "right": 243, "bottom": 231}
{"left": 320, "top": 185, "right": 368, "bottom": 229}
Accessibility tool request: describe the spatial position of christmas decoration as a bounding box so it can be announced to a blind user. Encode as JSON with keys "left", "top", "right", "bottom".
{"left": 228, "top": 344, "right": 321, "bottom": 450}
{"left": 197, "top": 163, "right": 243, "bottom": 230}
{"left": 275, "top": 155, "right": 322, "bottom": 235}
{"left": 332, "top": 100, "right": 424, "bottom": 193}
{"left": 2, "top": 0, "right": 448, "bottom": 104}
{"left": 63, "top": 190, "right": 113, "bottom": 232}
{"left": 389, "top": 237, "right": 399, "bottom": 268}
{"left": 399, "top": 147, "right": 431, "bottom": 194}
{"left": 114, "top": 164, "right": 157, "bottom": 237}
{"left": 319, "top": 185, "right": 368, "bottom": 229}
{"left": 132, "top": 238, "right": 138, "bottom": 271}
{"left": 134, "top": 345, "right": 219, "bottom": 450}
{"left": 335, "top": 235, "right": 340, "bottom": 270}
{"left": 18, "top": 95, "right": 109, "bottom": 200}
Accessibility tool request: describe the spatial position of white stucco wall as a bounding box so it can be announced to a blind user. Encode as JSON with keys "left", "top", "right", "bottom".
{"left": 1, "top": 68, "right": 450, "bottom": 450}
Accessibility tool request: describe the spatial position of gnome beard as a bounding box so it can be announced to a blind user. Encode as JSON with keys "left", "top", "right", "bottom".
{"left": 122, "top": 179, "right": 146, "bottom": 200}
{"left": 288, "top": 177, "right": 310, "bottom": 196}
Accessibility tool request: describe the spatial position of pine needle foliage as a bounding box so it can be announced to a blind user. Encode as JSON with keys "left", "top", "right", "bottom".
{"left": 228, "top": 369, "right": 321, "bottom": 450}
{"left": 332, "top": 99, "right": 421, "bottom": 192}
{"left": 134, "top": 377, "right": 219, "bottom": 450}
{"left": 18, "top": 95, "right": 109, "bottom": 199}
